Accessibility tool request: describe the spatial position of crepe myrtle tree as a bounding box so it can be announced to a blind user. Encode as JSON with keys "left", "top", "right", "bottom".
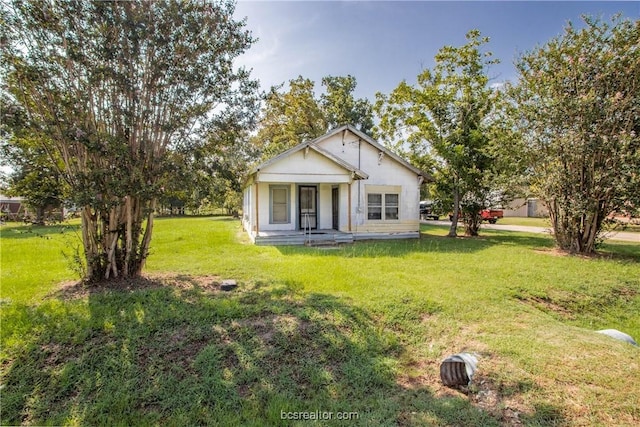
{"left": 1, "top": 0, "right": 259, "bottom": 281}
{"left": 513, "top": 15, "right": 640, "bottom": 253}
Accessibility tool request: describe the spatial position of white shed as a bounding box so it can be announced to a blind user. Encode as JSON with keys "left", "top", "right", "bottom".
{"left": 242, "top": 125, "right": 426, "bottom": 245}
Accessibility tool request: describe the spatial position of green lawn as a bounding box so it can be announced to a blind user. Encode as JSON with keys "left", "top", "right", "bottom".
{"left": 495, "top": 217, "right": 551, "bottom": 228}
{"left": 0, "top": 220, "right": 83, "bottom": 303}
{"left": 497, "top": 216, "right": 640, "bottom": 233}
{"left": 1, "top": 217, "right": 639, "bottom": 426}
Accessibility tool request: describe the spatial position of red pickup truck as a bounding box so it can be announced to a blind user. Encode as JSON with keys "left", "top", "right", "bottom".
{"left": 449, "top": 209, "right": 504, "bottom": 224}
{"left": 480, "top": 209, "right": 503, "bottom": 224}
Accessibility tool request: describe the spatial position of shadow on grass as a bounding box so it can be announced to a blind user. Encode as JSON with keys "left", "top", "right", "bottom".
{"left": 277, "top": 230, "right": 556, "bottom": 258}
{"left": 277, "top": 228, "right": 640, "bottom": 264}
{"left": 1, "top": 276, "right": 563, "bottom": 426}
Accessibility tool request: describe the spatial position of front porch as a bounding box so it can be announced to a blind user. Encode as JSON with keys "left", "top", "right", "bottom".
{"left": 254, "top": 229, "right": 354, "bottom": 246}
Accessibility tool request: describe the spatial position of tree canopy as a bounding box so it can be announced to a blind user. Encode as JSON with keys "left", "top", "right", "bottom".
{"left": 375, "top": 30, "right": 504, "bottom": 237}
{"left": 1, "top": 97, "right": 68, "bottom": 224}
{"left": 512, "top": 15, "right": 640, "bottom": 253}
{"left": 253, "top": 76, "right": 326, "bottom": 159}
{"left": 253, "top": 74, "right": 373, "bottom": 159}
{"left": 1, "top": 0, "right": 259, "bottom": 280}
{"left": 321, "top": 75, "right": 374, "bottom": 134}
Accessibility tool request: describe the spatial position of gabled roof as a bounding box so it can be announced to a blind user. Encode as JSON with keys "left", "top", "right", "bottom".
{"left": 0, "top": 194, "right": 24, "bottom": 202}
{"left": 249, "top": 124, "right": 430, "bottom": 183}
{"left": 251, "top": 139, "right": 369, "bottom": 180}
{"left": 327, "top": 124, "right": 428, "bottom": 178}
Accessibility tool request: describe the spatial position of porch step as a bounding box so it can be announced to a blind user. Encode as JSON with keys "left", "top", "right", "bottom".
{"left": 255, "top": 232, "right": 353, "bottom": 246}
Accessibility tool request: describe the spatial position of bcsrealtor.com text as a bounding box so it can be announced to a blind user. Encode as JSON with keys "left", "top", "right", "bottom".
{"left": 281, "top": 410, "right": 360, "bottom": 421}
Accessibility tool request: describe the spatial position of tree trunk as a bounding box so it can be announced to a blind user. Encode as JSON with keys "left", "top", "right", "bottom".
{"left": 78, "top": 197, "right": 156, "bottom": 283}
{"left": 35, "top": 206, "right": 46, "bottom": 225}
{"left": 81, "top": 207, "right": 99, "bottom": 281}
{"left": 447, "top": 187, "right": 460, "bottom": 237}
{"left": 548, "top": 198, "right": 604, "bottom": 254}
{"left": 464, "top": 213, "right": 481, "bottom": 237}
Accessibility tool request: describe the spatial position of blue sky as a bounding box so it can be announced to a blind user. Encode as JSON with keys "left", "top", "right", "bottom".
{"left": 234, "top": 1, "right": 639, "bottom": 101}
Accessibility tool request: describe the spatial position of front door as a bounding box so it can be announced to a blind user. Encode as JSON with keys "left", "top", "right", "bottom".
{"left": 332, "top": 187, "right": 339, "bottom": 230}
{"left": 299, "top": 186, "right": 317, "bottom": 230}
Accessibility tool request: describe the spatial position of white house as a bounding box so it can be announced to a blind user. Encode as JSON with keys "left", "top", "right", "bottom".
{"left": 242, "top": 125, "right": 427, "bottom": 245}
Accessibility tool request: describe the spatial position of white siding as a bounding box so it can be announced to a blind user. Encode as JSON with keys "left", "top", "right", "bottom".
{"left": 258, "top": 148, "right": 352, "bottom": 182}
{"left": 244, "top": 127, "right": 422, "bottom": 240}
{"left": 257, "top": 183, "right": 296, "bottom": 232}
{"left": 317, "top": 130, "right": 420, "bottom": 234}
{"left": 242, "top": 185, "right": 253, "bottom": 234}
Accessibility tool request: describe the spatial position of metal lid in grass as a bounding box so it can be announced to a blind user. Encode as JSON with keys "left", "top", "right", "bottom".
{"left": 596, "top": 329, "right": 638, "bottom": 346}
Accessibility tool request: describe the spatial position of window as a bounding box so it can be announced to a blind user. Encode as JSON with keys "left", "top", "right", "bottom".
{"left": 367, "top": 192, "right": 399, "bottom": 221}
{"left": 385, "top": 194, "right": 399, "bottom": 220}
{"left": 367, "top": 194, "right": 382, "bottom": 220}
{"left": 270, "top": 186, "right": 289, "bottom": 223}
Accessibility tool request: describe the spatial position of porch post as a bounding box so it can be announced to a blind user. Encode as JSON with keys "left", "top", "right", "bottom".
{"left": 348, "top": 183, "right": 352, "bottom": 232}
{"left": 254, "top": 182, "right": 259, "bottom": 233}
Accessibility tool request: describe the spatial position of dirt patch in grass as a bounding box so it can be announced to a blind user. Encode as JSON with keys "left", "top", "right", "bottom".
{"left": 519, "top": 295, "right": 576, "bottom": 320}
{"left": 396, "top": 353, "right": 539, "bottom": 426}
{"left": 51, "top": 274, "right": 226, "bottom": 300}
{"left": 514, "top": 283, "right": 639, "bottom": 324}
{"left": 469, "top": 374, "right": 541, "bottom": 426}
{"left": 612, "top": 285, "right": 639, "bottom": 299}
{"left": 534, "top": 247, "right": 640, "bottom": 262}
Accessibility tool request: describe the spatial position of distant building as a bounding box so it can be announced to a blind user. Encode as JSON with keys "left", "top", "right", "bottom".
{"left": 502, "top": 198, "right": 549, "bottom": 218}
{"left": 0, "top": 195, "right": 27, "bottom": 221}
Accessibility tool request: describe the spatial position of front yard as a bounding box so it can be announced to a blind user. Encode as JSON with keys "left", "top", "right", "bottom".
{"left": 1, "top": 217, "right": 639, "bottom": 425}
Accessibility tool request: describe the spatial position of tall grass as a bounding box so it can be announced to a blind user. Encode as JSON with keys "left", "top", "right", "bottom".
{"left": 1, "top": 217, "right": 639, "bottom": 425}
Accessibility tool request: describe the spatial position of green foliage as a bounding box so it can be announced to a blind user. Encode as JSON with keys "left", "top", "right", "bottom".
{"left": 253, "top": 74, "right": 374, "bottom": 159}
{"left": 512, "top": 15, "right": 640, "bottom": 253}
{"left": 253, "top": 76, "right": 327, "bottom": 159}
{"left": 161, "top": 127, "right": 258, "bottom": 214}
{"left": 1, "top": 0, "right": 258, "bottom": 280}
{"left": 375, "top": 30, "right": 507, "bottom": 237}
{"left": 321, "top": 75, "right": 374, "bottom": 133}
{"left": 0, "top": 98, "right": 67, "bottom": 223}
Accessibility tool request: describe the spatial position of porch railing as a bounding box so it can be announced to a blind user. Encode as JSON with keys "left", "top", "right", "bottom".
{"left": 303, "top": 213, "right": 311, "bottom": 245}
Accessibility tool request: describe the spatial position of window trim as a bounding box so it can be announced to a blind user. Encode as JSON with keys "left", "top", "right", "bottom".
{"left": 269, "top": 185, "right": 290, "bottom": 224}
{"left": 367, "top": 191, "right": 400, "bottom": 222}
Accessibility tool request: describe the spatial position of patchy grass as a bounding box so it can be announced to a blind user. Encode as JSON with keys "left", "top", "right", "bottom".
{"left": 1, "top": 217, "right": 639, "bottom": 426}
